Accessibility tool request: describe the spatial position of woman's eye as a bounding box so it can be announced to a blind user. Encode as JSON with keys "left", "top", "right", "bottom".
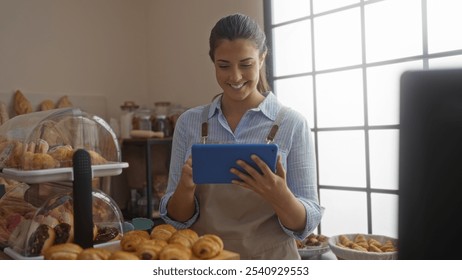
{"left": 218, "top": 65, "right": 229, "bottom": 68}
{"left": 241, "top": 64, "right": 252, "bottom": 68}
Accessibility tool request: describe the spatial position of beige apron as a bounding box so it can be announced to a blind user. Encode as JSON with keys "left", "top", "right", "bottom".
{"left": 191, "top": 105, "right": 300, "bottom": 260}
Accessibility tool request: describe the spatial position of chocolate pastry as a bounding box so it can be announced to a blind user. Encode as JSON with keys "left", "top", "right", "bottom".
{"left": 94, "top": 226, "right": 120, "bottom": 244}
{"left": 54, "top": 223, "right": 73, "bottom": 244}
{"left": 192, "top": 234, "right": 224, "bottom": 259}
{"left": 135, "top": 239, "right": 168, "bottom": 260}
{"left": 159, "top": 244, "right": 192, "bottom": 260}
{"left": 150, "top": 224, "right": 177, "bottom": 241}
{"left": 168, "top": 229, "right": 199, "bottom": 248}
{"left": 109, "top": 251, "right": 139, "bottom": 260}
{"left": 27, "top": 224, "right": 56, "bottom": 256}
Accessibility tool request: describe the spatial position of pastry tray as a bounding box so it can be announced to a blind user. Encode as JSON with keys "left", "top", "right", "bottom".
{"left": 0, "top": 162, "right": 129, "bottom": 183}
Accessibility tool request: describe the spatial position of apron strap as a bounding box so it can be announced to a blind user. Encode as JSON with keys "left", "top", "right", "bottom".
{"left": 200, "top": 104, "right": 289, "bottom": 144}
{"left": 266, "top": 106, "right": 289, "bottom": 144}
{"left": 201, "top": 104, "right": 211, "bottom": 144}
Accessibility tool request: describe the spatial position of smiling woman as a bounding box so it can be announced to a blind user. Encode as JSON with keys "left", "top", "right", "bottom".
{"left": 159, "top": 13, "right": 323, "bottom": 260}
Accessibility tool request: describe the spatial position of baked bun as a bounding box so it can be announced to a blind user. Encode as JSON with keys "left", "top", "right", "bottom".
{"left": 48, "top": 145, "right": 74, "bottom": 167}
{"left": 14, "top": 90, "right": 33, "bottom": 115}
{"left": 27, "top": 224, "right": 56, "bottom": 256}
{"left": 168, "top": 229, "right": 199, "bottom": 248}
{"left": 88, "top": 150, "right": 107, "bottom": 165}
{"left": 43, "top": 243, "right": 83, "bottom": 260}
{"left": 56, "top": 95, "right": 72, "bottom": 108}
{"left": 120, "top": 231, "right": 150, "bottom": 252}
{"left": 135, "top": 239, "right": 168, "bottom": 260}
{"left": 159, "top": 244, "right": 192, "bottom": 260}
{"left": 39, "top": 100, "right": 55, "bottom": 111}
{"left": 192, "top": 234, "right": 224, "bottom": 259}
{"left": 109, "top": 251, "right": 139, "bottom": 260}
{"left": 77, "top": 247, "right": 112, "bottom": 260}
{"left": 150, "top": 224, "right": 177, "bottom": 241}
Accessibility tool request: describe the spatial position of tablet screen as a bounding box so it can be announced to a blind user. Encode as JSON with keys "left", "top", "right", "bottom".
{"left": 192, "top": 143, "right": 278, "bottom": 184}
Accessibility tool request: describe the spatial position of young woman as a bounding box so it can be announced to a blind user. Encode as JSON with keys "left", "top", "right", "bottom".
{"left": 159, "top": 13, "right": 322, "bottom": 259}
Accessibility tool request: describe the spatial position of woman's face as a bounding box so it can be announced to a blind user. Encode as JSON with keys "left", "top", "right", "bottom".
{"left": 213, "top": 39, "right": 264, "bottom": 102}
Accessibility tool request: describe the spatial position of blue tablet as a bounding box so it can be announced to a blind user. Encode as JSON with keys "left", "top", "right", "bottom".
{"left": 192, "top": 143, "right": 278, "bottom": 184}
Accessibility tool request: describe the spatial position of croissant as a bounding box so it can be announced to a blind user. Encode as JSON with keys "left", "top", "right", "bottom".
{"left": 135, "top": 239, "right": 168, "bottom": 260}
{"left": 159, "top": 244, "right": 192, "bottom": 260}
{"left": 192, "top": 234, "right": 224, "bottom": 259}
{"left": 120, "top": 232, "right": 149, "bottom": 252}
{"left": 43, "top": 243, "right": 83, "bottom": 260}
{"left": 77, "top": 248, "right": 112, "bottom": 260}
{"left": 109, "top": 251, "right": 140, "bottom": 260}
{"left": 168, "top": 229, "right": 199, "bottom": 248}
{"left": 150, "top": 224, "right": 177, "bottom": 241}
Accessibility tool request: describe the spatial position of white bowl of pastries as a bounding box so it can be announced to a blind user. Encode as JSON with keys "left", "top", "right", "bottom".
{"left": 328, "top": 233, "right": 398, "bottom": 260}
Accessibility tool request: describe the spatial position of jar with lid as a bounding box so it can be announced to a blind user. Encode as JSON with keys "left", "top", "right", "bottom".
{"left": 152, "top": 102, "right": 172, "bottom": 137}
{"left": 120, "top": 101, "right": 139, "bottom": 139}
{"left": 134, "top": 108, "right": 153, "bottom": 131}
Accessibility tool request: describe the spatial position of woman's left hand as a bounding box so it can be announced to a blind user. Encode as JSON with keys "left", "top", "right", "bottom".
{"left": 230, "top": 155, "right": 289, "bottom": 203}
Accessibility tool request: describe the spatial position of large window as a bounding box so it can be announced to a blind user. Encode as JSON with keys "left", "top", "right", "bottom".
{"left": 265, "top": 0, "right": 462, "bottom": 238}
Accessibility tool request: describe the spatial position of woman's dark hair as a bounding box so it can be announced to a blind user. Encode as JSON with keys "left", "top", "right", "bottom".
{"left": 209, "top": 13, "right": 270, "bottom": 93}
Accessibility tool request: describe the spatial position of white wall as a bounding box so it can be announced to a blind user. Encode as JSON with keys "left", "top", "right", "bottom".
{"left": 0, "top": 0, "right": 264, "bottom": 120}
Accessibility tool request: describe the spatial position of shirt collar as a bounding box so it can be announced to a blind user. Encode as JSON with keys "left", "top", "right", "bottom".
{"left": 208, "top": 91, "right": 279, "bottom": 121}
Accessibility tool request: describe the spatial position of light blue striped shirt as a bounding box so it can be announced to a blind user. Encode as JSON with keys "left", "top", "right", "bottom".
{"left": 159, "top": 92, "right": 322, "bottom": 240}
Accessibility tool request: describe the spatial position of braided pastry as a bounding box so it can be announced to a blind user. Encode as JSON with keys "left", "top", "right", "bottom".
{"left": 192, "top": 234, "right": 224, "bottom": 259}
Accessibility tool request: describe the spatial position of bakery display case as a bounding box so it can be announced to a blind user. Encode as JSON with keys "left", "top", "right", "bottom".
{"left": 0, "top": 108, "right": 129, "bottom": 259}
{"left": 0, "top": 107, "right": 128, "bottom": 182}
{"left": 0, "top": 182, "right": 125, "bottom": 259}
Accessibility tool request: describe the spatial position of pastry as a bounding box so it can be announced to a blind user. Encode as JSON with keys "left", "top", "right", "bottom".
{"left": 120, "top": 231, "right": 149, "bottom": 252}
{"left": 43, "top": 243, "right": 83, "bottom": 260}
{"left": 109, "top": 251, "right": 139, "bottom": 260}
{"left": 27, "top": 224, "right": 56, "bottom": 256}
{"left": 168, "top": 229, "right": 199, "bottom": 248}
{"left": 48, "top": 145, "right": 74, "bottom": 167}
{"left": 77, "top": 247, "right": 112, "bottom": 260}
{"left": 39, "top": 100, "right": 55, "bottom": 111}
{"left": 0, "top": 101, "right": 9, "bottom": 125}
{"left": 135, "top": 239, "right": 168, "bottom": 260}
{"left": 150, "top": 224, "right": 177, "bottom": 241}
{"left": 94, "top": 226, "right": 121, "bottom": 244}
{"left": 88, "top": 150, "right": 107, "bottom": 165}
{"left": 54, "top": 223, "right": 73, "bottom": 244}
{"left": 22, "top": 152, "right": 59, "bottom": 170}
{"left": 124, "top": 229, "right": 150, "bottom": 240}
{"left": 192, "top": 234, "right": 224, "bottom": 259}
{"left": 159, "top": 243, "right": 192, "bottom": 260}
{"left": 56, "top": 95, "right": 72, "bottom": 108}
{"left": 14, "top": 90, "right": 33, "bottom": 115}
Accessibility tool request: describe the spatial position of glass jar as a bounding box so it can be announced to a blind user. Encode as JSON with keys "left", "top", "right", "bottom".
{"left": 120, "top": 101, "right": 139, "bottom": 139}
{"left": 134, "top": 108, "right": 153, "bottom": 131}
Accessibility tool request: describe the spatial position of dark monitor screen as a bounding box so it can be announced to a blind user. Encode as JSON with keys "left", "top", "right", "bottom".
{"left": 398, "top": 68, "right": 462, "bottom": 259}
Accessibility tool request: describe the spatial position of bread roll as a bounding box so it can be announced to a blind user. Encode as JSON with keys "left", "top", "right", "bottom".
{"left": 159, "top": 244, "right": 192, "bottom": 260}
{"left": 44, "top": 243, "right": 83, "bottom": 260}
{"left": 192, "top": 234, "right": 224, "bottom": 259}
{"left": 14, "top": 90, "right": 33, "bottom": 115}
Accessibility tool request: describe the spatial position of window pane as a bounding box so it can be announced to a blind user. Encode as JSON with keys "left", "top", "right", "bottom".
{"left": 366, "top": 61, "right": 422, "bottom": 126}
{"left": 371, "top": 193, "right": 398, "bottom": 238}
{"left": 273, "top": 20, "right": 312, "bottom": 76}
{"left": 427, "top": 0, "right": 462, "bottom": 54}
{"left": 429, "top": 55, "right": 462, "bottom": 69}
{"left": 313, "top": 0, "right": 359, "bottom": 14}
{"left": 316, "top": 69, "right": 364, "bottom": 128}
{"left": 314, "top": 8, "right": 362, "bottom": 70}
{"left": 369, "top": 129, "right": 399, "bottom": 190}
{"left": 365, "top": 0, "right": 422, "bottom": 63}
{"left": 320, "top": 189, "right": 367, "bottom": 236}
{"left": 271, "top": 0, "right": 310, "bottom": 24}
{"left": 318, "top": 130, "right": 366, "bottom": 187}
{"left": 274, "top": 76, "right": 315, "bottom": 128}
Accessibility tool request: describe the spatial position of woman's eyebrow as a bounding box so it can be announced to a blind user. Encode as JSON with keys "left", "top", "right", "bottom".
{"left": 216, "top": 57, "right": 254, "bottom": 63}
